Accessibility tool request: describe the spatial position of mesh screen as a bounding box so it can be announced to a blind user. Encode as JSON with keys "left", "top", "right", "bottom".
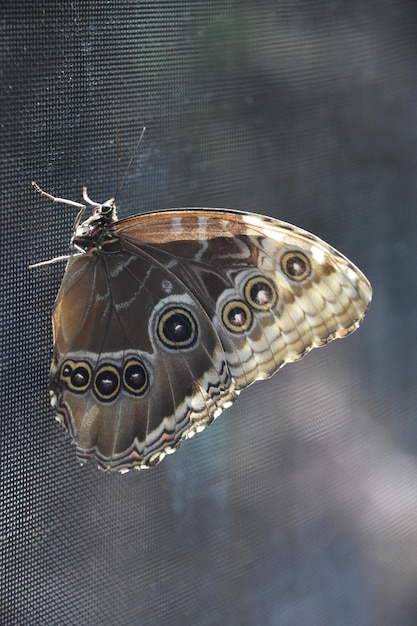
{"left": 2, "top": 1, "right": 417, "bottom": 624}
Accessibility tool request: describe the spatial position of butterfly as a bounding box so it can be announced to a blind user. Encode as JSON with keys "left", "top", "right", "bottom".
{"left": 32, "top": 182, "right": 372, "bottom": 472}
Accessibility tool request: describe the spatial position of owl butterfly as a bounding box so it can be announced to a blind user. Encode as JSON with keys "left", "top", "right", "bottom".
{"left": 32, "top": 182, "right": 372, "bottom": 473}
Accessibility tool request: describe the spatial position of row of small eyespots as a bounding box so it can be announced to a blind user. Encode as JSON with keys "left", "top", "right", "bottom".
{"left": 221, "top": 251, "right": 311, "bottom": 334}
{"left": 60, "top": 358, "right": 148, "bottom": 401}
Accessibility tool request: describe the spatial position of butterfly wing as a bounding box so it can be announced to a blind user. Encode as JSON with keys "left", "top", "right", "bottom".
{"left": 51, "top": 244, "right": 237, "bottom": 471}
{"left": 51, "top": 208, "right": 371, "bottom": 471}
{"left": 118, "top": 208, "right": 372, "bottom": 387}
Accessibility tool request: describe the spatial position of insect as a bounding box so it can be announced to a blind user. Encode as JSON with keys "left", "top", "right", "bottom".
{"left": 32, "top": 182, "right": 372, "bottom": 472}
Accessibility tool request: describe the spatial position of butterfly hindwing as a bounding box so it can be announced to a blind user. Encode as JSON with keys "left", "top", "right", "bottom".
{"left": 51, "top": 242, "right": 236, "bottom": 470}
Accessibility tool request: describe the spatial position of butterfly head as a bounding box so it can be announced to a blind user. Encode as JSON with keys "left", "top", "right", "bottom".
{"left": 99, "top": 198, "right": 117, "bottom": 219}
{"left": 72, "top": 197, "right": 118, "bottom": 252}
{"left": 30, "top": 183, "right": 121, "bottom": 266}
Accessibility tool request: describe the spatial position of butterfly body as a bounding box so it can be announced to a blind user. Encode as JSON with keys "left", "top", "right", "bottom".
{"left": 40, "top": 191, "right": 371, "bottom": 472}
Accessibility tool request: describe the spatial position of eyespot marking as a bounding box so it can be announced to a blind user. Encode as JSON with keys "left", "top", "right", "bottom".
{"left": 60, "top": 360, "right": 92, "bottom": 393}
{"left": 222, "top": 300, "right": 253, "bottom": 333}
{"left": 244, "top": 276, "right": 277, "bottom": 311}
{"left": 94, "top": 364, "right": 120, "bottom": 401}
{"left": 157, "top": 307, "right": 198, "bottom": 349}
{"left": 281, "top": 251, "right": 311, "bottom": 281}
{"left": 123, "top": 359, "right": 149, "bottom": 396}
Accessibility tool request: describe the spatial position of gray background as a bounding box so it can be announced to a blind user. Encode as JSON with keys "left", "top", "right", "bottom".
{"left": 2, "top": 1, "right": 417, "bottom": 624}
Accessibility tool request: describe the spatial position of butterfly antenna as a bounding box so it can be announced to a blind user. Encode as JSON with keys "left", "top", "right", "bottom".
{"left": 114, "top": 126, "right": 146, "bottom": 201}
{"left": 115, "top": 128, "right": 121, "bottom": 197}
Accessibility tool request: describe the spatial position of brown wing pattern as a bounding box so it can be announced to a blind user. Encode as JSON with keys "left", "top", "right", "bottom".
{"left": 50, "top": 209, "right": 371, "bottom": 471}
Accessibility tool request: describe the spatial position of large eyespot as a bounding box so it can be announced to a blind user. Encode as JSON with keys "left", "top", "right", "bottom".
{"left": 60, "top": 360, "right": 92, "bottom": 393}
{"left": 157, "top": 307, "right": 198, "bottom": 349}
{"left": 123, "top": 359, "right": 149, "bottom": 396}
{"left": 281, "top": 251, "right": 311, "bottom": 281}
{"left": 244, "top": 276, "right": 277, "bottom": 311}
{"left": 222, "top": 300, "right": 253, "bottom": 333}
{"left": 93, "top": 364, "right": 120, "bottom": 401}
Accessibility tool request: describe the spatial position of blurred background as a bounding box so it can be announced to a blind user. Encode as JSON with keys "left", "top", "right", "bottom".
{"left": 2, "top": 2, "right": 417, "bottom": 624}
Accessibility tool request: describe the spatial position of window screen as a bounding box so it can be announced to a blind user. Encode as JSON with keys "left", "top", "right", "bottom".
{"left": 2, "top": 2, "right": 417, "bottom": 624}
